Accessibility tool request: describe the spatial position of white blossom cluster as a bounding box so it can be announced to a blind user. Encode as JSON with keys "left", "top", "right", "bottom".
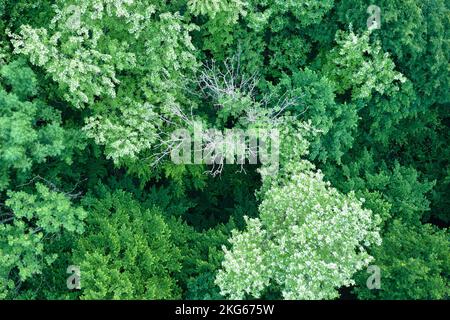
{"left": 9, "top": 0, "right": 197, "bottom": 111}
{"left": 216, "top": 158, "right": 382, "bottom": 299}
{"left": 9, "top": 0, "right": 200, "bottom": 165}
{"left": 83, "top": 101, "right": 161, "bottom": 163}
{"left": 52, "top": 0, "right": 155, "bottom": 36}
{"left": 187, "top": 0, "right": 248, "bottom": 23}
{"left": 215, "top": 216, "right": 273, "bottom": 299}
{"left": 330, "top": 29, "right": 406, "bottom": 100}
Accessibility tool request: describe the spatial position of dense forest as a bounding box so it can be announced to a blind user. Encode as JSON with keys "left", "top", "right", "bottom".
{"left": 0, "top": 0, "right": 448, "bottom": 300}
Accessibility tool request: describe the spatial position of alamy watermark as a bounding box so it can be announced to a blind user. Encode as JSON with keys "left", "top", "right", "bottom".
{"left": 367, "top": 5, "right": 381, "bottom": 30}
{"left": 169, "top": 124, "right": 280, "bottom": 176}
{"left": 366, "top": 265, "right": 381, "bottom": 290}
{"left": 66, "top": 265, "right": 81, "bottom": 290}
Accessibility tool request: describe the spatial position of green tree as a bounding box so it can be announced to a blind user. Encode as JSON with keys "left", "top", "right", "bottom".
{"left": 354, "top": 219, "right": 449, "bottom": 299}
{"left": 0, "top": 183, "right": 86, "bottom": 298}
{"left": 73, "top": 189, "right": 182, "bottom": 299}
{"left": 216, "top": 159, "right": 382, "bottom": 299}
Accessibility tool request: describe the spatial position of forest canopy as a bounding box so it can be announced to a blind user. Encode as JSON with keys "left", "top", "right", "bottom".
{"left": 0, "top": 0, "right": 448, "bottom": 300}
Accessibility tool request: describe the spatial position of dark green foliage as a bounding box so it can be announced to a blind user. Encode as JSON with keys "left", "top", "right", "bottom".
{"left": 73, "top": 189, "right": 182, "bottom": 299}
{"left": 1, "top": 0, "right": 448, "bottom": 301}
{"left": 168, "top": 217, "right": 233, "bottom": 300}
{"left": 354, "top": 219, "right": 449, "bottom": 299}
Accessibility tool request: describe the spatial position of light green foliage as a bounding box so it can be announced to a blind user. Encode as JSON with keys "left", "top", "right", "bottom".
{"left": 189, "top": 0, "right": 247, "bottom": 57}
{"left": 1, "top": 0, "right": 448, "bottom": 302}
{"left": 334, "top": 0, "right": 450, "bottom": 106}
{"left": 323, "top": 29, "right": 406, "bottom": 100}
{"left": 168, "top": 217, "right": 233, "bottom": 300}
{"left": 271, "top": 69, "right": 359, "bottom": 163}
{"left": 0, "top": 183, "right": 86, "bottom": 298}
{"left": 215, "top": 216, "right": 269, "bottom": 299}
{"left": 6, "top": 183, "right": 86, "bottom": 234}
{"left": 216, "top": 160, "right": 382, "bottom": 299}
{"left": 0, "top": 220, "right": 44, "bottom": 298}
{"left": 262, "top": 0, "right": 335, "bottom": 30}
{"left": 188, "top": 0, "right": 247, "bottom": 21}
{"left": 10, "top": 0, "right": 199, "bottom": 169}
{"left": 10, "top": 0, "right": 198, "bottom": 109}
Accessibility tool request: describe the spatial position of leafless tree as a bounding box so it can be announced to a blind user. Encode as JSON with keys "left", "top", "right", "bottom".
{"left": 147, "top": 53, "right": 304, "bottom": 176}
